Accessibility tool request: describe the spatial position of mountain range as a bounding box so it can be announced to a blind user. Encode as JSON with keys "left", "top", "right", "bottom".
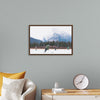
{"left": 30, "top": 37, "right": 42, "bottom": 44}
{"left": 30, "top": 33, "right": 71, "bottom": 44}
{"left": 47, "top": 33, "right": 71, "bottom": 42}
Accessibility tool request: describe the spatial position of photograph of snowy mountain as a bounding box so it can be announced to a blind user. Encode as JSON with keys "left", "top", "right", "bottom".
{"left": 29, "top": 25, "right": 73, "bottom": 55}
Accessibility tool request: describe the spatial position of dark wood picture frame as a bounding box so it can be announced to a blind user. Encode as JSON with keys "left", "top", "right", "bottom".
{"left": 29, "top": 25, "right": 73, "bottom": 55}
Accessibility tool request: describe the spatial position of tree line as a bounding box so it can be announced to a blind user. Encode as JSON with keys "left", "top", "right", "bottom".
{"left": 30, "top": 41, "right": 72, "bottom": 49}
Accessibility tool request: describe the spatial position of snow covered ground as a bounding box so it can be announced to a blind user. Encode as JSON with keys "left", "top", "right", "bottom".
{"left": 30, "top": 49, "right": 72, "bottom": 54}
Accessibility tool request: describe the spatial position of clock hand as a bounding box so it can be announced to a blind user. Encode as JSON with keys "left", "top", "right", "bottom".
{"left": 76, "top": 76, "right": 85, "bottom": 85}
{"left": 80, "top": 76, "right": 85, "bottom": 83}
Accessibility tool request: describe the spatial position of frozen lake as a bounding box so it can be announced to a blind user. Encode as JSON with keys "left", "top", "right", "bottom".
{"left": 30, "top": 49, "right": 72, "bottom": 54}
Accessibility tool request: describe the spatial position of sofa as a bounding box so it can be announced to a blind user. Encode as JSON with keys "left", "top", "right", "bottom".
{"left": 0, "top": 72, "right": 36, "bottom": 100}
{"left": 21, "top": 79, "right": 36, "bottom": 100}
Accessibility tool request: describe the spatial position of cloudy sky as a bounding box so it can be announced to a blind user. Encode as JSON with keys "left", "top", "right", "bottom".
{"left": 30, "top": 26, "right": 72, "bottom": 41}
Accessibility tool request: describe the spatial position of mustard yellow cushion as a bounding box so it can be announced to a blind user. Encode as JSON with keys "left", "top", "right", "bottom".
{"left": 0, "top": 71, "right": 26, "bottom": 96}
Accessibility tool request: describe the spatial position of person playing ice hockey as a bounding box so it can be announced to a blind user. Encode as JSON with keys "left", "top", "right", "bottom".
{"left": 45, "top": 45, "right": 49, "bottom": 52}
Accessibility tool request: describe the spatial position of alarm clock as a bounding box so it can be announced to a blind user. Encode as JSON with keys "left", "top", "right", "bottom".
{"left": 73, "top": 74, "right": 89, "bottom": 89}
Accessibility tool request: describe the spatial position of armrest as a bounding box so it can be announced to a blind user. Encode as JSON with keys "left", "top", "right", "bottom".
{"left": 21, "top": 79, "right": 36, "bottom": 100}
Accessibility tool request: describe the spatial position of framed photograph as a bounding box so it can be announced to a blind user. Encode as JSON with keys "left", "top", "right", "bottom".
{"left": 29, "top": 25, "right": 73, "bottom": 55}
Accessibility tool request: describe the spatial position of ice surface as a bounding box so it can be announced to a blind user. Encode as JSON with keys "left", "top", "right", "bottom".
{"left": 30, "top": 49, "right": 72, "bottom": 54}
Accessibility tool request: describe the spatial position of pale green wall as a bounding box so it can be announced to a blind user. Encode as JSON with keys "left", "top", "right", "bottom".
{"left": 0, "top": 0, "right": 100, "bottom": 100}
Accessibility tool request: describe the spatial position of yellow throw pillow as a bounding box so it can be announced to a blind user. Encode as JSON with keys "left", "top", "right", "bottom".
{"left": 0, "top": 71, "right": 26, "bottom": 96}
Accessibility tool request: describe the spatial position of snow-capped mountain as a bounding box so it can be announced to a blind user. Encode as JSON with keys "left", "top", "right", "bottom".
{"left": 45, "top": 33, "right": 71, "bottom": 42}
{"left": 30, "top": 33, "right": 71, "bottom": 43}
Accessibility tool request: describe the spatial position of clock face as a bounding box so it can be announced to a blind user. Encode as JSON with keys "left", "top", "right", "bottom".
{"left": 73, "top": 74, "right": 89, "bottom": 89}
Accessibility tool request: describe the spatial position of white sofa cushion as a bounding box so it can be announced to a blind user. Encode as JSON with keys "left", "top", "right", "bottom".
{"left": 0, "top": 77, "right": 25, "bottom": 100}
